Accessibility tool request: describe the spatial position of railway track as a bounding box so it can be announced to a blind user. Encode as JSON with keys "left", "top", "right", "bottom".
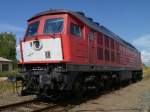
{"left": 0, "top": 99, "right": 74, "bottom": 112}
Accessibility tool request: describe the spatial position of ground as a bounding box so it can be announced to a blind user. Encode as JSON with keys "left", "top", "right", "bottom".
{"left": 0, "top": 76, "right": 150, "bottom": 112}
{"left": 69, "top": 77, "right": 150, "bottom": 112}
{"left": 0, "top": 81, "right": 35, "bottom": 105}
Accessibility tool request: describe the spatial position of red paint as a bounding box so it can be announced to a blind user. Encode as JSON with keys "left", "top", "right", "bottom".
{"left": 20, "top": 40, "right": 24, "bottom": 63}
{"left": 19, "top": 11, "right": 142, "bottom": 70}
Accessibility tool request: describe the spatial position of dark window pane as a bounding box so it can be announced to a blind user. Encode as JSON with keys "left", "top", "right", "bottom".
{"left": 116, "top": 52, "right": 120, "bottom": 63}
{"left": 116, "top": 42, "right": 119, "bottom": 51}
{"left": 26, "top": 21, "right": 39, "bottom": 36}
{"left": 88, "top": 30, "right": 94, "bottom": 40}
{"left": 111, "top": 39, "right": 115, "bottom": 49}
{"left": 70, "top": 23, "right": 82, "bottom": 37}
{"left": 97, "top": 33, "right": 103, "bottom": 45}
{"left": 44, "top": 18, "right": 64, "bottom": 34}
{"left": 105, "top": 49, "right": 110, "bottom": 61}
{"left": 97, "top": 47, "right": 103, "bottom": 60}
{"left": 105, "top": 36, "right": 109, "bottom": 48}
{"left": 2, "top": 64, "right": 9, "bottom": 71}
{"left": 111, "top": 51, "right": 115, "bottom": 62}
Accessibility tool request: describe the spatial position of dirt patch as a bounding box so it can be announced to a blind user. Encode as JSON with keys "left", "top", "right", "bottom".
{"left": 0, "top": 95, "right": 35, "bottom": 106}
{"left": 69, "top": 79, "right": 150, "bottom": 112}
{"left": 0, "top": 81, "right": 35, "bottom": 106}
{"left": 0, "top": 77, "right": 8, "bottom": 82}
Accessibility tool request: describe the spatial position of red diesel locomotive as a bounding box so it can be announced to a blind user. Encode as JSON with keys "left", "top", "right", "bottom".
{"left": 18, "top": 9, "right": 143, "bottom": 99}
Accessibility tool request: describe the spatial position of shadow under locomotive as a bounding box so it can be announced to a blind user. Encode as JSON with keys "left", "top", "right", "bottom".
{"left": 16, "top": 63, "right": 143, "bottom": 102}
{"left": 26, "top": 79, "right": 140, "bottom": 108}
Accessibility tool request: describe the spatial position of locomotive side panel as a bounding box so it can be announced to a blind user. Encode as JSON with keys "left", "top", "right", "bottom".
{"left": 95, "top": 33, "right": 120, "bottom": 67}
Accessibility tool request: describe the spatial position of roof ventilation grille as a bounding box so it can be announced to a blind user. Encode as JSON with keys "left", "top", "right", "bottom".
{"left": 87, "top": 17, "right": 93, "bottom": 22}
{"left": 76, "top": 11, "right": 85, "bottom": 16}
{"left": 94, "top": 22, "right": 100, "bottom": 26}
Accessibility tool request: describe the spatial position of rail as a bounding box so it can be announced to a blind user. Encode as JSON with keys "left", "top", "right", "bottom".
{"left": 0, "top": 99, "right": 74, "bottom": 112}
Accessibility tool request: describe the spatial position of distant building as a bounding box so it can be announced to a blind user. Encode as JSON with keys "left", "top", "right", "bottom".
{"left": 0, "top": 57, "right": 12, "bottom": 72}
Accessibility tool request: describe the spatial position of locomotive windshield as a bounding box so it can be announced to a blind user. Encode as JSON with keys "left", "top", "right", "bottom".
{"left": 44, "top": 18, "right": 64, "bottom": 34}
{"left": 26, "top": 21, "right": 39, "bottom": 36}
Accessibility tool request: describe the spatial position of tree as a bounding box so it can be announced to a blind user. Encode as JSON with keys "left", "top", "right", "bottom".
{"left": 0, "top": 32, "right": 16, "bottom": 61}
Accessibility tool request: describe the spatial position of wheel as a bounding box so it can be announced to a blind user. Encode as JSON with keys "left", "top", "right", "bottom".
{"left": 73, "top": 81, "right": 84, "bottom": 99}
{"left": 72, "top": 75, "right": 85, "bottom": 99}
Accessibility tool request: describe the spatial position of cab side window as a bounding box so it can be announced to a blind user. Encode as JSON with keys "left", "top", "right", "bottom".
{"left": 70, "top": 23, "right": 82, "bottom": 37}
{"left": 88, "top": 30, "right": 94, "bottom": 40}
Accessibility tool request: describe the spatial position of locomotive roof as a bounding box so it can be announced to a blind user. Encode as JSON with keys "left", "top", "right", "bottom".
{"left": 28, "top": 9, "right": 139, "bottom": 52}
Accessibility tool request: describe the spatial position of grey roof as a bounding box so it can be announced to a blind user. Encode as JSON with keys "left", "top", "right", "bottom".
{"left": 0, "top": 57, "right": 12, "bottom": 62}
{"left": 28, "top": 9, "right": 139, "bottom": 52}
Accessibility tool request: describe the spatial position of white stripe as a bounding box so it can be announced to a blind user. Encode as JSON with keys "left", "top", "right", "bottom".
{"left": 22, "top": 38, "right": 63, "bottom": 62}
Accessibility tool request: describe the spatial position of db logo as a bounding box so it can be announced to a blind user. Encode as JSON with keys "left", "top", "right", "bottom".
{"left": 32, "top": 40, "right": 43, "bottom": 51}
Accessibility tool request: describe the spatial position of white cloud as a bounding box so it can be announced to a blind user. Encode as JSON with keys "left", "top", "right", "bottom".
{"left": 141, "top": 51, "right": 150, "bottom": 66}
{"left": 132, "top": 34, "right": 150, "bottom": 50}
{"left": 0, "top": 23, "right": 24, "bottom": 33}
{"left": 132, "top": 34, "right": 150, "bottom": 66}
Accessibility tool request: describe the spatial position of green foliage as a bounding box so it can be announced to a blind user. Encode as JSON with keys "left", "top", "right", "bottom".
{"left": 0, "top": 70, "right": 20, "bottom": 77}
{"left": 144, "top": 67, "right": 150, "bottom": 75}
{"left": 0, "top": 32, "right": 16, "bottom": 61}
{"left": 143, "top": 67, "right": 150, "bottom": 79}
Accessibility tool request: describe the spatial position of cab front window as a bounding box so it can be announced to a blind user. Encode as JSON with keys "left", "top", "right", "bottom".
{"left": 26, "top": 21, "right": 39, "bottom": 36}
{"left": 44, "top": 18, "right": 64, "bottom": 34}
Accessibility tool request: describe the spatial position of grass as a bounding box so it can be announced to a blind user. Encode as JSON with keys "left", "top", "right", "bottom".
{"left": 0, "top": 80, "right": 22, "bottom": 96}
{"left": 0, "top": 69, "right": 22, "bottom": 96}
{"left": 0, "top": 70, "right": 20, "bottom": 77}
{"left": 143, "top": 67, "right": 150, "bottom": 74}
{"left": 0, "top": 81, "right": 16, "bottom": 96}
{"left": 0, "top": 70, "right": 19, "bottom": 96}
{"left": 143, "top": 67, "right": 150, "bottom": 79}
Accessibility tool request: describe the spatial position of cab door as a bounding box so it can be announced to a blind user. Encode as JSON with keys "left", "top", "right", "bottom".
{"left": 69, "top": 22, "right": 86, "bottom": 63}
{"left": 88, "top": 30, "right": 95, "bottom": 64}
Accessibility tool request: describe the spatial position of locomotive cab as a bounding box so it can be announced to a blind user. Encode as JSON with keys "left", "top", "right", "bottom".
{"left": 20, "top": 16, "right": 67, "bottom": 63}
{"left": 18, "top": 13, "right": 72, "bottom": 97}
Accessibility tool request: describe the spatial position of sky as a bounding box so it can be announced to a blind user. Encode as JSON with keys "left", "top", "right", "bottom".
{"left": 0, "top": 0, "right": 150, "bottom": 65}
